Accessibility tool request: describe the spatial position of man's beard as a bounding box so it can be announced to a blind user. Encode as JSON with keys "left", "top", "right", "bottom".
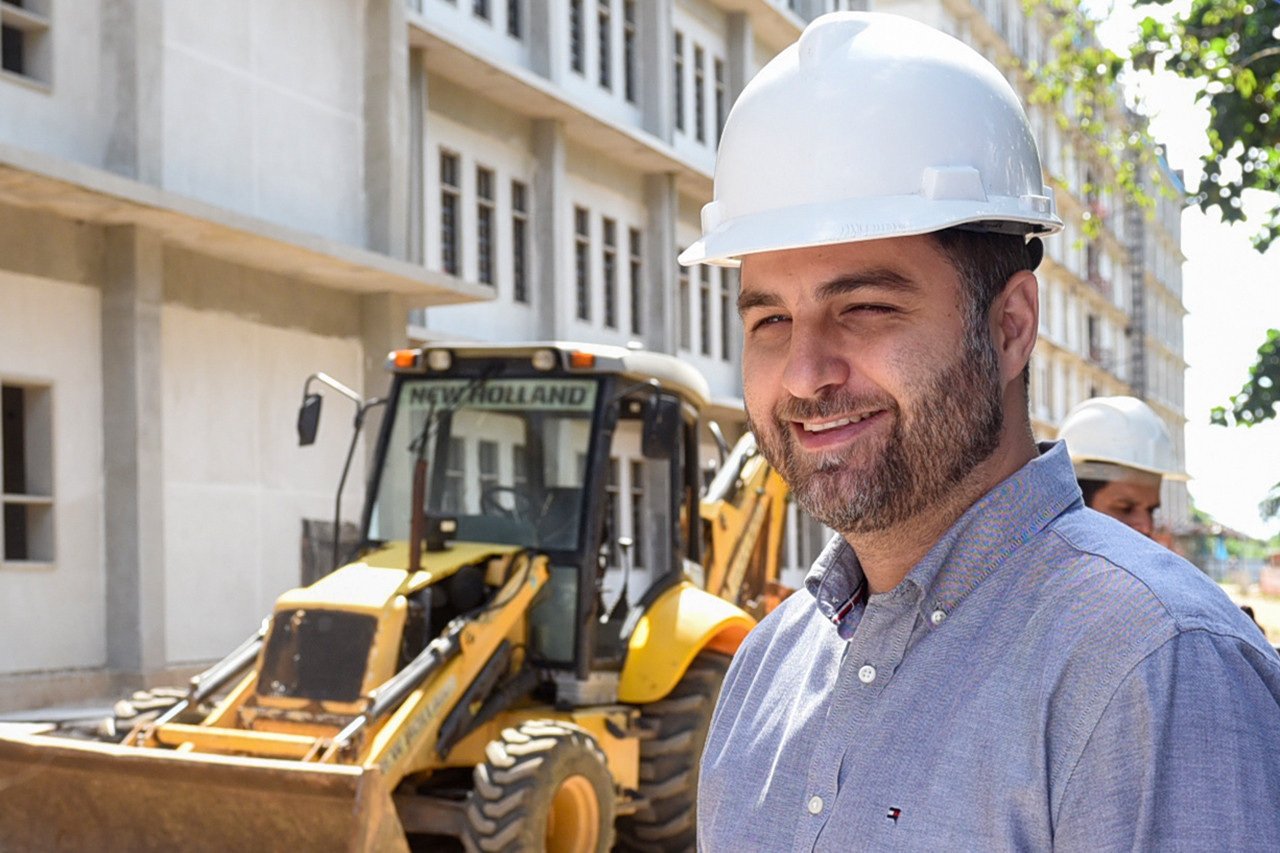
{"left": 749, "top": 333, "right": 1004, "bottom": 535}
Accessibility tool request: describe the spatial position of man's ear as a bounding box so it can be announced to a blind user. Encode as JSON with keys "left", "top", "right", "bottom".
{"left": 991, "top": 270, "right": 1039, "bottom": 384}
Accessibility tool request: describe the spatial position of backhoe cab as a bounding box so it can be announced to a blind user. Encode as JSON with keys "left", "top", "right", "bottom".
{"left": 0, "top": 341, "right": 789, "bottom": 853}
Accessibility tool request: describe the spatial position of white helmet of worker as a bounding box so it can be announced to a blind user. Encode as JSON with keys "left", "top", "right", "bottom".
{"left": 678, "top": 11, "right": 1063, "bottom": 268}
{"left": 1057, "top": 396, "right": 1188, "bottom": 483}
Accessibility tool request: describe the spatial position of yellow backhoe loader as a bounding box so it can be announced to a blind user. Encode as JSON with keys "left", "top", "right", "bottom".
{"left": 0, "top": 341, "right": 791, "bottom": 853}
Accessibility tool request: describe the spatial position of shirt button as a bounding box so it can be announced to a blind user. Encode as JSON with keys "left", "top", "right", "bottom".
{"left": 931, "top": 609, "right": 947, "bottom": 625}
{"left": 858, "top": 664, "right": 876, "bottom": 683}
{"left": 808, "top": 795, "right": 824, "bottom": 815}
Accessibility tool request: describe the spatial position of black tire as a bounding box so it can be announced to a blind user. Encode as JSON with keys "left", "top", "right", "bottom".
{"left": 615, "top": 651, "right": 731, "bottom": 853}
{"left": 462, "top": 720, "right": 616, "bottom": 853}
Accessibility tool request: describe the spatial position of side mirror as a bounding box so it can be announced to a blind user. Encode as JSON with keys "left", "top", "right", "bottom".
{"left": 297, "top": 393, "right": 323, "bottom": 446}
{"left": 642, "top": 395, "right": 682, "bottom": 459}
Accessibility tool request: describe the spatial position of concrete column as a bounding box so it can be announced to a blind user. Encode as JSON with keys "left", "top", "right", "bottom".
{"left": 643, "top": 173, "right": 677, "bottom": 353}
{"left": 407, "top": 47, "right": 428, "bottom": 266}
{"left": 639, "top": 0, "right": 675, "bottom": 141}
{"left": 533, "top": 119, "right": 568, "bottom": 340}
{"left": 726, "top": 13, "right": 752, "bottom": 106}
{"left": 359, "top": 293, "right": 413, "bottom": 453}
{"left": 100, "top": 0, "right": 163, "bottom": 183}
{"left": 101, "top": 225, "right": 167, "bottom": 682}
{"left": 364, "top": 0, "right": 411, "bottom": 259}
{"left": 530, "top": 0, "right": 565, "bottom": 82}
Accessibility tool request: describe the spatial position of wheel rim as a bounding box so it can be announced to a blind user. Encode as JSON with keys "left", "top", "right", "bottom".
{"left": 546, "top": 773, "right": 600, "bottom": 853}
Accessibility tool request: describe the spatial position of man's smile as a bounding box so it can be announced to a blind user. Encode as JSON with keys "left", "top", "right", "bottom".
{"left": 790, "top": 409, "right": 889, "bottom": 451}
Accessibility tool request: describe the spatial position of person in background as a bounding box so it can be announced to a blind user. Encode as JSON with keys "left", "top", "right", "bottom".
{"left": 1056, "top": 395, "right": 1185, "bottom": 538}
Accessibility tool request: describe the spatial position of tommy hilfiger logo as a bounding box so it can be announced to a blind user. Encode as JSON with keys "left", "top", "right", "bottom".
{"left": 887, "top": 807, "right": 902, "bottom": 823}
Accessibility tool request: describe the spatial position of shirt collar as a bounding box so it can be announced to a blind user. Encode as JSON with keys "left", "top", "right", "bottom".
{"left": 805, "top": 441, "right": 1082, "bottom": 626}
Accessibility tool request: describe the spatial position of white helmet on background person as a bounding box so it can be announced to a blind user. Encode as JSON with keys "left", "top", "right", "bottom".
{"left": 1057, "top": 396, "right": 1188, "bottom": 483}
{"left": 678, "top": 11, "right": 1063, "bottom": 268}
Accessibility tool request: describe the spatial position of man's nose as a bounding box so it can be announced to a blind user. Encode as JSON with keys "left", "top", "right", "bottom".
{"left": 1130, "top": 510, "right": 1155, "bottom": 539}
{"left": 781, "top": 327, "right": 850, "bottom": 399}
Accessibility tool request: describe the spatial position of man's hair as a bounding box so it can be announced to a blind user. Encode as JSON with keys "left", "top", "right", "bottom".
{"left": 928, "top": 228, "right": 1039, "bottom": 391}
{"left": 1078, "top": 478, "right": 1106, "bottom": 507}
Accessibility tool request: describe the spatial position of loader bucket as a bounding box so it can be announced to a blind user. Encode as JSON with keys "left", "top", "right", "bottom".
{"left": 0, "top": 726, "right": 411, "bottom": 853}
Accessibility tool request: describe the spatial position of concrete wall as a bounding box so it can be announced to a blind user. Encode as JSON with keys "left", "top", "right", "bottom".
{"left": 0, "top": 3, "right": 109, "bottom": 166}
{"left": 160, "top": 0, "right": 366, "bottom": 245}
{"left": 0, "top": 272, "right": 106, "bottom": 675}
{"left": 160, "top": 303, "right": 364, "bottom": 663}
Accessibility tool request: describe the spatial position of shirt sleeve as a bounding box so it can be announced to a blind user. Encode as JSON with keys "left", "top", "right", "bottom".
{"left": 1053, "top": 629, "right": 1280, "bottom": 852}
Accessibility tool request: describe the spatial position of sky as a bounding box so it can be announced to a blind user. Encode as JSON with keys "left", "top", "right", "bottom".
{"left": 1090, "top": 1, "right": 1280, "bottom": 541}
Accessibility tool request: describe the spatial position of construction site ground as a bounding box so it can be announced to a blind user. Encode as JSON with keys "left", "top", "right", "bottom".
{"left": 1221, "top": 583, "right": 1280, "bottom": 645}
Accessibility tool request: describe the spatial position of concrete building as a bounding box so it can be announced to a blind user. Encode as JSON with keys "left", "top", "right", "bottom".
{"left": 0, "top": 0, "right": 1186, "bottom": 711}
{"left": 0, "top": 1, "right": 489, "bottom": 712}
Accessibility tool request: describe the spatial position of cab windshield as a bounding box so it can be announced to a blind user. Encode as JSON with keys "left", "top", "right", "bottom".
{"left": 368, "top": 376, "right": 601, "bottom": 552}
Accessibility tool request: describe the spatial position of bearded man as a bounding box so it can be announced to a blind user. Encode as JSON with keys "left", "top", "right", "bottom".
{"left": 682, "top": 12, "right": 1280, "bottom": 853}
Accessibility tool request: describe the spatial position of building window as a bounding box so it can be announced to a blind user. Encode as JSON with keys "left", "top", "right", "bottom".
{"left": 512, "top": 180, "right": 529, "bottom": 304}
{"left": 478, "top": 440, "right": 499, "bottom": 493}
{"left": 1, "top": 383, "right": 53, "bottom": 564}
{"left": 473, "top": 0, "right": 490, "bottom": 21}
{"left": 720, "top": 270, "right": 733, "bottom": 361}
{"left": 507, "top": 0, "right": 522, "bottom": 38}
{"left": 628, "top": 227, "right": 642, "bottom": 336}
{"left": 512, "top": 444, "right": 528, "bottom": 490}
{"left": 623, "top": 1, "right": 637, "bottom": 103}
{"left": 602, "top": 217, "right": 618, "bottom": 329}
{"left": 678, "top": 255, "right": 691, "bottom": 350}
{"left": 605, "top": 458, "right": 621, "bottom": 564}
{"left": 714, "top": 58, "right": 726, "bottom": 143}
{"left": 699, "top": 266, "right": 712, "bottom": 356}
{"left": 575, "top": 206, "right": 591, "bottom": 321}
{"left": 694, "top": 44, "right": 706, "bottom": 144}
{"left": 674, "top": 31, "right": 685, "bottom": 132}
{"left": 597, "top": 0, "right": 611, "bottom": 90}
{"left": 440, "top": 150, "right": 461, "bottom": 276}
{"left": 570, "top": 0, "right": 585, "bottom": 74}
{"left": 442, "top": 438, "right": 465, "bottom": 513}
{"left": 629, "top": 459, "right": 645, "bottom": 568}
{"left": 0, "top": 2, "right": 50, "bottom": 84}
{"left": 476, "top": 166, "right": 495, "bottom": 286}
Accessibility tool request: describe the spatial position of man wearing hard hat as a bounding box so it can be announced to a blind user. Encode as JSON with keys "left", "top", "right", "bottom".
{"left": 1057, "top": 395, "right": 1185, "bottom": 538}
{"left": 684, "top": 12, "right": 1280, "bottom": 852}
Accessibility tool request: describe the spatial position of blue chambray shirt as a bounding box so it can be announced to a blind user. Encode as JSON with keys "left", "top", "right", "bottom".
{"left": 699, "top": 441, "right": 1280, "bottom": 852}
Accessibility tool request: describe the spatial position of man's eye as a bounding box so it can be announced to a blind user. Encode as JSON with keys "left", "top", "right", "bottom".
{"left": 750, "top": 315, "right": 788, "bottom": 331}
{"left": 846, "top": 303, "right": 895, "bottom": 315}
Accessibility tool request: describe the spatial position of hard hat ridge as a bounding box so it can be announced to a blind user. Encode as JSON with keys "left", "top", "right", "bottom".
{"left": 680, "top": 11, "right": 1063, "bottom": 268}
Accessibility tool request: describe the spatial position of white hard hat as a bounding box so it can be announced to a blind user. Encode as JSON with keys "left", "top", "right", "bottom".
{"left": 1057, "top": 396, "right": 1188, "bottom": 481}
{"left": 679, "top": 12, "right": 1063, "bottom": 268}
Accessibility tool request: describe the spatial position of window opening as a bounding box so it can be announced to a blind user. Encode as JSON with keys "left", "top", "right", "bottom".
{"left": 507, "top": 0, "right": 521, "bottom": 37}
{"left": 673, "top": 32, "right": 685, "bottom": 132}
{"left": 623, "top": 1, "right": 637, "bottom": 103}
{"left": 597, "top": 0, "right": 611, "bottom": 90}
{"left": 570, "top": 0, "right": 584, "bottom": 74}
{"left": 2, "top": 383, "right": 53, "bottom": 564}
{"left": 512, "top": 180, "right": 529, "bottom": 303}
{"left": 699, "top": 265, "right": 712, "bottom": 356}
{"left": 602, "top": 217, "right": 617, "bottom": 329}
{"left": 678, "top": 257, "right": 691, "bottom": 351}
{"left": 477, "top": 166, "right": 495, "bottom": 287}
{"left": 694, "top": 44, "right": 706, "bottom": 144}
{"left": 628, "top": 227, "right": 643, "bottom": 336}
{"left": 575, "top": 206, "right": 591, "bottom": 321}
{"left": 720, "top": 269, "right": 733, "bottom": 361}
{"left": 440, "top": 151, "right": 461, "bottom": 276}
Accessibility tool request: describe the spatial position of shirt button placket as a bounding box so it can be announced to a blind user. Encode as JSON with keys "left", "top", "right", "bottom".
{"left": 808, "top": 795, "right": 824, "bottom": 815}
{"left": 857, "top": 664, "right": 877, "bottom": 684}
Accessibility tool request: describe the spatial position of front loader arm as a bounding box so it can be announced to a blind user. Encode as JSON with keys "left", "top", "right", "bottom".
{"left": 699, "top": 432, "right": 792, "bottom": 616}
